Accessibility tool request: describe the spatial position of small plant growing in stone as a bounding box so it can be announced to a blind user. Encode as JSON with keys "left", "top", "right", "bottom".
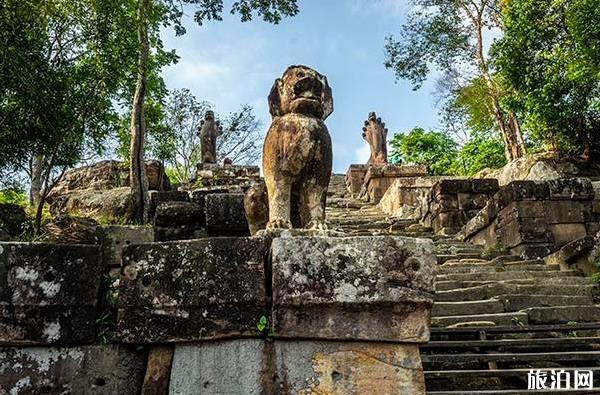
{"left": 481, "top": 241, "right": 509, "bottom": 260}
{"left": 511, "top": 316, "right": 525, "bottom": 327}
{"left": 257, "top": 315, "right": 269, "bottom": 333}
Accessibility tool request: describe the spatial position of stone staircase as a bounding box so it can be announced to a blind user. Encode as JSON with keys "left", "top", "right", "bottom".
{"left": 326, "top": 175, "right": 600, "bottom": 393}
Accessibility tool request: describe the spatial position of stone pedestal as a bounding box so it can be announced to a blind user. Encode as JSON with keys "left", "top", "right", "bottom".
{"left": 379, "top": 176, "right": 454, "bottom": 220}
{"left": 195, "top": 163, "right": 260, "bottom": 188}
{"left": 359, "top": 164, "right": 428, "bottom": 204}
{"left": 345, "top": 164, "right": 369, "bottom": 198}
{"left": 117, "top": 234, "right": 435, "bottom": 394}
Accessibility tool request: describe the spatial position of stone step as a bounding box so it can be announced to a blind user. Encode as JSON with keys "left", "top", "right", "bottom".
{"left": 435, "top": 277, "right": 595, "bottom": 291}
{"left": 435, "top": 284, "right": 597, "bottom": 302}
{"left": 422, "top": 337, "right": 600, "bottom": 352}
{"left": 436, "top": 270, "right": 581, "bottom": 283}
{"left": 432, "top": 312, "right": 529, "bottom": 328}
{"left": 423, "top": 350, "right": 600, "bottom": 364}
{"left": 433, "top": 299, "right": 504, "bottom": 317}
{"left": 436, "top": 263, "right": 560, "bottom": 275}
{"left": 428, "top": 391, "right": 600, "bottom": 394}
{"left": 425, "top": 366, "right": 600, "bottom": 394}
{"left": 432, "top": 294, "right": 594, "bottom": 316}
{"left": 525, "top": 305, "right": 600, "bottom": 325}
{"left": 499, "top": 294, "right": 595, "bottom": 312}
{"left": 438, "top": 253, "right": 483, "bottom": 264}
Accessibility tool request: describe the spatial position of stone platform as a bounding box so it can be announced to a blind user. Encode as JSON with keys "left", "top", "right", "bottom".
{"left": 1, "top": 234, "right": 436, "bottom": 394}
{"left": 195, "top": 163, "right": 260, "bottom": 188}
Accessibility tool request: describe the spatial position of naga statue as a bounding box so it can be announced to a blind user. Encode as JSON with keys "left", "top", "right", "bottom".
{"left": 362, "top": 112, "right": 388, "bottom": 165}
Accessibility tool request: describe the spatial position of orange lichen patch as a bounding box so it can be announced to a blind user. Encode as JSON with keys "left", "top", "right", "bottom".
{"left": 298, "top": 344, "right": 425, "bottom": 395}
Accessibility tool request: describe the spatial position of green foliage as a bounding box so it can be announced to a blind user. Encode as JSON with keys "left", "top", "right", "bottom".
{"left": 384, "top": 0, "right": 478, "bottom": 90}
{"left": 453, "top": 134, "right": 507, "bottom": 176}
{"left": 0, "top": 187, "right": 28, "bottom": 207}
{"left": 256, "top": 315, "right": 269, "bottom": 332}
{"left": 444, "top": 77, "right": 497, "bottom": 136}
{"left": 492, "top": 0, "right": 600, "bottom": 158}
{"left": 186, "top": 0, "right": 299, "bottom": 26}
{"left": 389, "top": 128, "right": 458, "bottom": 175}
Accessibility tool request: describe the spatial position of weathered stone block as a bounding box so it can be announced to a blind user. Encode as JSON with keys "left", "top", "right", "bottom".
{"left": 271, "top": 236, "right": 435, "bottom": 343}
{"left": 547, "top": 178, "right": 595, "bottom": 200}
{"left": 432, "top": 179, "right": 472, "bottom": 196}
{"left": 496, "top": 181, "right": 550, "bottom": 208}
{"left": 0, "top": 203, "right": 29, "bottom": 240}
{"left": 169, "top": 340, "right": 425, "bottom": 395}
{"left": 148, "top": 190, "right": 189, "bottom": 218}
{"left": 189, "top": 187, "right": 229, "bottom": 206}
{"left": 544, "top": 201, "right": 589, "bottom": 224}
{"left": 205, "top": 193, "right": 249, "bottom": 236}
{"left": 345, "top": 164, "right": 369, "bottom": 197}
{"left": 549, "top": 223, "right": 588, "bottom": 247}
{"left": 496, "top": 218, "right": 552, "bottom": 248}
{"left": 457, "top": 192, "right": 489, "bottom": 211}
{"left": 195, "top": 164, "right": 260, "bottom": 188}
{"left": 117, "top": 237, "right": 269, "bottom": 343}
{"left": 0, "top": 243, "right": 104, "bottom": 345}
{"left": 154, "top": 201, "right": 204, "bottom": 227}
{"left": 154, "top": 225, "right": 207, "bottom": 242}
{"left": 273, "top": 341, "right": 425, "bottom": 395}
{"left": 169, "top": 339, "right": 264, "bottom": 394}
{"left": 0, "top": 345, "right": 145, "bottom": 393}
{"left": 434, "top": 195, "right": 459, "bottom": 212}
{"left": 471, "top": 178, "right": 500, "bottom": 193}
{"left": 100, "top": 225, "right": 154, "bottom": 268}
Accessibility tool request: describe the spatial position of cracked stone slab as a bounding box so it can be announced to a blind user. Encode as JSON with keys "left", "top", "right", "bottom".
{"left": 169, "top": 339, "right": 425, "bottom": 395}
{"left": 0, "top": 242, "right": 104, "bottom": 345}
{"left": 271, "top": 236, "right": 435, "bottom": 342}
{"left": 117, "top": 237, "right": 269, "bottom": 343}
{"left": 0, "top": 345, "right": 145, "bottom": 394}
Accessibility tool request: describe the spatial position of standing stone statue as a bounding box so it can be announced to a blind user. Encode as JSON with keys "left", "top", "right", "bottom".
{"left": 362, "top": 112, "right": 388, "bottom": 165}
{"left": 261, "top": 65, "right": 334, "bottom": 230}
{"left": 198, "top": 111, "right": 222, "bottom": 164}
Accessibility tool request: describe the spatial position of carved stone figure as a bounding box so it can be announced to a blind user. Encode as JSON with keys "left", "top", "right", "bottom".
{"left": 362, "top": 112, "right": 388, "bottom": 165}
{"left": 198, "top": 111, "right": 222, "bottom": 164}
{"left": 262, "top": 65, "right": 334, "bottom": 230}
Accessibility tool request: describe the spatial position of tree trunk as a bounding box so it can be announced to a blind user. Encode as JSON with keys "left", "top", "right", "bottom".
{"left": 473, "top": 17, "right": 526, "bottom": 162}
{"left": 130, "top": 0, "right": 150, "bottom": 223}
{"left": 30, "top": 154, "right": 44, "bottom": 205}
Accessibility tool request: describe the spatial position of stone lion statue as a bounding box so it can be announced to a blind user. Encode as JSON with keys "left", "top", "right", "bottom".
{"left": 256, "top": 65, "right": 334, "bottom": 231}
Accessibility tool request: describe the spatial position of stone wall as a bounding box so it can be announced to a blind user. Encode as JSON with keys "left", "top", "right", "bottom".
{"left": 422, "top": 179, "right": 500, "bottom": 235}
{"left": 151, "top": 187, "right": 249, "bottom": 241}
{"left": 195, "top": 163, "right": 260, "bottom": 188}
{"left": 460, "top": 178, "right": 600, "bottom": 258}
{"left": 0, "top": 234, "right": 435, "bottom": 394}
{"left": 379, "top": 176, "right": 453, "bottom": 220}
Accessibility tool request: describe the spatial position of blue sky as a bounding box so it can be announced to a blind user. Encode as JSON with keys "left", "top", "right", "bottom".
{"left": 161, "top": 0, "right": 441, "bottom": 173}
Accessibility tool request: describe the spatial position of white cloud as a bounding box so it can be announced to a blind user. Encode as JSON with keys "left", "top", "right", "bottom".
{"left": 355, "top": 143, "right": 371, "bottom": 164}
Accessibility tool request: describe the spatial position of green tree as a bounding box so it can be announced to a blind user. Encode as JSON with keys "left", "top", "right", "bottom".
{"left": 492, "top": 0, "right": 600, "bottom": 160}
{"left": 389, "top": 128, "right": 458, "bottom": 175}
{"left": 454, "top": 134, "right": 507, "bottom": 176}
{"left": 127, "top": 0, "right": 299, "bottom": 222}
{"left": 384, "top": 0, "right": 527, "bottom": 162}
{"left": 116, "top": 89, "right": 262, "bottom": 184}
{"left": 0, "top": 0, "right": 139, "bottom": 231}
